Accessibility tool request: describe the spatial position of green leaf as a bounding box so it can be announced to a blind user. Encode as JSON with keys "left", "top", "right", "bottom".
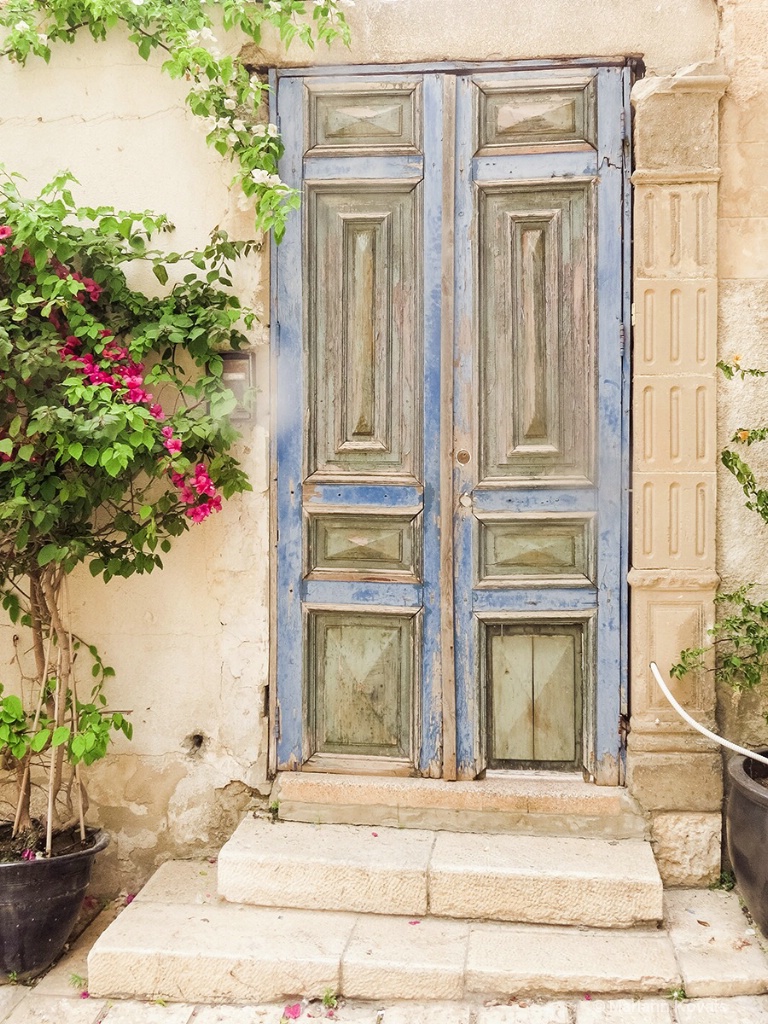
{"left": 153, "top": 264, "right": 169, "bottom": 286}
{"left": 38, "top": 543, "right": 60, "bottom": 567}
{"left": 52, "top": 726, "right": 71, "bottom": 747}
{"left": 31, "top": 730, "right": 49, "bottom": 753}
{"left": 69, "top": 441, "right": 84, "bottom": 460}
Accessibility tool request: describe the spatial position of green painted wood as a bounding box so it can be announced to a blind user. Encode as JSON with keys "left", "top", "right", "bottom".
{"left": 308, "top": 183, "right": 420, "bottom": 478}
{"left": 307, "top": 79, "right": 421, "bottom": 154}
{"left": 532, "top": 632, "right": 579, "bottom": 762}
{"left": 308, "top": 512, "right": 419, "bottom": 576}
{"left": 479, "top": 516, "right": 593, "bottom": 581}
{"left": 486, "top": 624, "right": 583, "bottom": 768}
{"left": 489, "top": 630, "right": 534, "bottom": 761}
{"left": 477, "top": 74, "right": 597, "bottom": 153}
{"left": 478, "top": 181, "right": 593, "bottom": 483}
{"left": 310, "top": 612, "right": 414, "bottom": 758}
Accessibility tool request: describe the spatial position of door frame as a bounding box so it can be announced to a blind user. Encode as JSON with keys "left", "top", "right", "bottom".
{"left": 268, "top": 58, "right": 633, "bottom": 783}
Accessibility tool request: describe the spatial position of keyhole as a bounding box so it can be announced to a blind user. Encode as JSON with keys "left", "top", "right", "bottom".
{"left": 456, "top": 450, "right": 470, "bottom": 465}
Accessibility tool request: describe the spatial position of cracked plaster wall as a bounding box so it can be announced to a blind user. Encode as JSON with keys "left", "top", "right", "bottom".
{"left": 0, "top": 1, "right": 731, "bottom": 892}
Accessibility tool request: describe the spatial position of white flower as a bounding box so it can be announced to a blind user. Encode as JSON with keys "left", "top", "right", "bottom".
{"left": 223, "top": 98, "right": 237, "bottom": 110}
{"left": 37, "top": 33, "right": 48, "bottom": 45}
{"left": 187, "top": 29, "right": 200, "bottom": 44}
{"left": 268, "top": 1, "right": 282, "bottom": 10}
{"left": 266, "top": 123, "right": 279, "bottom": 137}
{"left": 250, "top": 169, "right": 272, "bottom": 184}
{"left": 14, "top": 20, "right": 30, "bottom": 32}
{"left": 232, "top": 119, "right": 246, "bottom": 132}
{"left": 251, "top": 124, "right": 268, "bottom": 137}
{"left": 227, "top": 132, "right": 239, "bottom": 145}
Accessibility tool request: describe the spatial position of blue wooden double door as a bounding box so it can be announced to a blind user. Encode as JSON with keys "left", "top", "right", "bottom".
{"left": 273, "top": 63, "right": 629, "bottom": 783}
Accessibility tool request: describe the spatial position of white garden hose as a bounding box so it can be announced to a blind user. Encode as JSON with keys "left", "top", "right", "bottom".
{"left": 650, "top": 661, "right": 768, "bottom": 768}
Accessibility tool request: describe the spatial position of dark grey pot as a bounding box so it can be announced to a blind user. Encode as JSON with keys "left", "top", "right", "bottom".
{"left": 726, "top": 752, "right": 768, "bottom": 936}
{"left": 0, "top": 829, "right": 108, "bottom": 982}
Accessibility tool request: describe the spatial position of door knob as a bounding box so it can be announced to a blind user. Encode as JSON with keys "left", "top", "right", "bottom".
{"left": 459, "top": 492, "right": 473, "bottom": 508}
{"left": 456, "top": 449, "right": 471, "bottom": 464}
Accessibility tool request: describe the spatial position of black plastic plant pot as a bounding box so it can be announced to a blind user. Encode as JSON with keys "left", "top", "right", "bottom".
{"left": 726, "top": 751, "right": 768, "bottom": 936}
{"left": 0, "top": 829, "right": 108, "bottom": 982}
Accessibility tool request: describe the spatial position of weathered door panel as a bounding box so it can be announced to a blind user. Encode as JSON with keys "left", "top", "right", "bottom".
{"left": 274, "top": 64, "right": 628, "bottom": 781}
{"left": 275, "top": 73, "right": 444, "bottom": 775}
{"left": 452, "top": 67, "right": 626, "bottom": 782}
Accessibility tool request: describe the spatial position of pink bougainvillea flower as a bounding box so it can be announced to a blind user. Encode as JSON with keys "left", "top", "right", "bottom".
{"left": 82, "top": 277, "right": 102, "bottom": 301}
{"left": 124, "top": 893, "right": 136, "bottom": 905}
{"left": 163, "top": 437, "right": 182, "bottom": 454}
{"left": 21, "top": 849, "right": 36, "bottom": 861}
{"left": 0, "top": 245, "right": 6, "bottom": 257}
{"left": 0, "top": 225, "right": 12, "bottom": 239}
{"left": 283, "top": 1004, "right": 301, "bottom": 1020}
{"left": 584, "top": 993, "right": 592, "bottom": 1001}
{"left": 149, "top": 403, "right": 165, "bottom": 421}
{"left": 80, "top": 991, "right": 91, "bottom": 999}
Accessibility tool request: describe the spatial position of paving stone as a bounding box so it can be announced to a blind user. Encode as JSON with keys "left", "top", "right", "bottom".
{"left": 218, "top": 818, "right": 433, "bottom": 916}
{"left": 100, "top": 1001, "right": 195, "bottom": 1023}
{"left": 34, "top": 903, "right": 122, "bottom": 997}
{"left": 341, "top": 915, "right": 468, "bottom": 1001}
{"left": 2, "top": 994, "right": 106, "bottom": 1024}
{"left": 0, "top": 989, "right": 26, "bottom": 1023}
{"left": 476, "top": 1002, "right": 572, "bottom": 1022}
{"left": 133, "top": 860, "right": 222, "bottom": 906}
{"left": 465, "top": 923, "right": 680, "bottom": 996}
{"left": 190, "top": 1008, "right": 288, "bottom": 1024}
{"left": 674, "top": 995, "right": 768, "bottom": 1023}
{"left": 665, "top": 889, "right": 768, "bottom": 997}
{"left": 575, "top": 997, "right": 674, "bottom": 1022}
{"left": 379, "top": 1003, "right": 473, "bottom": 1024}
{"left": 88, "top": 902, "right": 356, "bottom": 1004}
{"left": 429, "top": 832, "right": 662, "bottom": 927}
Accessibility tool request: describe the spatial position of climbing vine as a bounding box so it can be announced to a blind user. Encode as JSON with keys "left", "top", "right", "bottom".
{"left": 0, "top": 0, "right": 352, "bottom": 240}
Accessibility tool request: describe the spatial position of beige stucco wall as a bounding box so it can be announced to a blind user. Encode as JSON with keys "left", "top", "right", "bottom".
{"left": 0, "top": 0, "right": 735, "bottom": 892}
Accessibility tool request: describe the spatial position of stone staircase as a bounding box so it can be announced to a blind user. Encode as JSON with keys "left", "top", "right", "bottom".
{"left": 85, "top": 774, "right": 692, "bottom": 1005}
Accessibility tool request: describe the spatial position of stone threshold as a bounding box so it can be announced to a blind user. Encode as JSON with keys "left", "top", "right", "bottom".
{"left": 272, "top": 771, "right": 649, "bottom": 840}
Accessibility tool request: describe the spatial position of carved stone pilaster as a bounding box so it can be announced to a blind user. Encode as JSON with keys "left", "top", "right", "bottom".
{"left": 628, "top": 67, "right": 728, "bottom": 884}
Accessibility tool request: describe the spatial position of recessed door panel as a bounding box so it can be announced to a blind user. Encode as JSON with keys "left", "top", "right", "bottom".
{"left": 308, "top": 183, "right": 420, "bottom": 479}
{"left": 478, "top": 183, "right": 594, "bottom": 483}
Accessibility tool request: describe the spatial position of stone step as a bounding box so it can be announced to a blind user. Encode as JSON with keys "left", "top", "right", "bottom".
{"left": 217, "top": 816, "right": 663, "bottom": 928}
{"left": 86, "top": 862, "right": 681, "bottom": 1005}
{"left": 272, "top": 771, "right": 648, "bottom": 840}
